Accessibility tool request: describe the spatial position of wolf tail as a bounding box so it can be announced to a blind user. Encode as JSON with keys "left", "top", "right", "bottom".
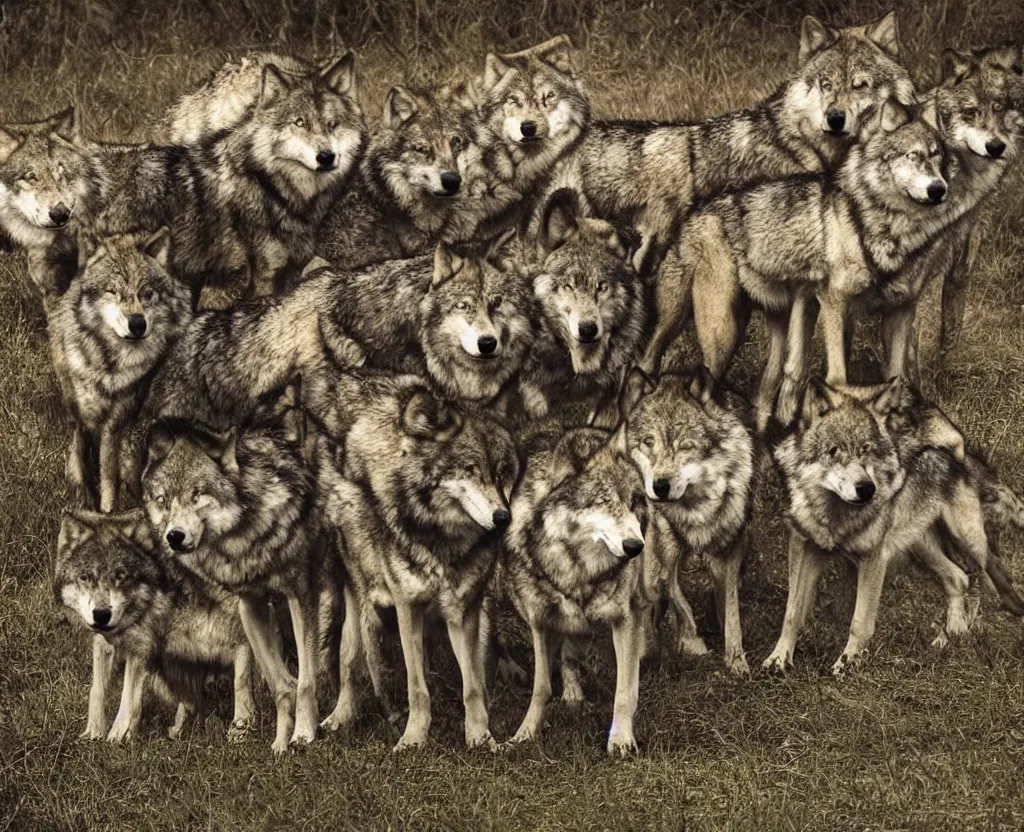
{"left": 965, "top": 454, "right": 1024, "bottom": 614}
{"left": 980, "top": 477, "right": 1024, "bottom": 531}
{"left": 985, "top": 551, "right": 1024, "bottom": 617}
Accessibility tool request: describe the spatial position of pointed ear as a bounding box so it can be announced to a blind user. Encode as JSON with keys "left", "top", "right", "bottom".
{"left": 920, "top": 98, "right": 939, "bottom": 131}
{"left": 864, "top": 11, "right": 900, "bottom": 59}
{"left": 483, "top": 53, "right": 515, "bottom": 93}
{"left": 321, "top": 52, "right": 356, "bottom": 98}
{"left": 687, "top": 366, "right": 716, "bottom": 406}
{"left": 549, "top": 428, "right": 608, "bottom": 487}
{"left": 941, "top": 49, "right": 975, "bottom": 85}
{"left": 58, "top": 511, "right": 94, "bottom": 556}
{"left": 618, "top": 367, "right": 656, "bottom": 421}
{"left": 258, "top": 64, "right": 291, "bottom": 110}
{"left": 800, "top": 16, "right": 838, "bottom": 66}
{"left": 800, "top": 380, "right": 842, "bottom": 427}
{"left": 401, "top": 390, "right": 463, "bottom": 442}
{"left": 143, "top": 227, "right": 170, "bottom": 269}
{"left": 0, "top": 128, "right": 21, "bottom": 163}
{"left": 539, "top": 188, "right": 582, "bottom": 255}
{"left": 431, "top": 243, "right": 465, "bottom": 289}
{"left": 47, "top": 107, "right": 77, "bottom": 143}
{"left": 145, "top": 421, "right": 177, "bottom": 470}
{"left": 218, "top": 428, "right": 240, "bottom": 477}
{"left": 880, "top": 99, "right": 911, "bottom": 132}
{"left": 580, "top": 218, "right": 638, "bottom": 262}
{"left": 385, "top": 86, "right": 418, "bottom": 129}
{"left": 533, "top": 34, "right": 575, "bottom": 74}
{"left": 114, "top": 511, "right": 156, "bottom": 551}
{"left": 870, "top": 376, "right": 905, "bottom": 417}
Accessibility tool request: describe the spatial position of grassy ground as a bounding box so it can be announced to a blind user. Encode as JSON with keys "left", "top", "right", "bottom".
{"left": 2, "top": 0, "right": 1024, "bottom": 829}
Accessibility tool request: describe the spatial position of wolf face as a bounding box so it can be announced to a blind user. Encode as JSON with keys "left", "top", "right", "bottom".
{"left": 793, "top": 12, "right": 915, "bottom": 142}
{"left": 533, "top": 189, "right": 645, "bottom": 376}
{"left": 0, "top": 108, "right": 88, "bottom": 248}
{"left": 974, "top": 44, "right": 1024, "bottom": 111}
{"left": 937, "top": 51, "right": 1020, "bottom": 162}
{"left": 395, "top": 391, "right": 519, "bottom": 534}
{"left": 480, "top": 36, "right": 588, "bottom": 158}
{"left": 142, "top": 427, "right": 243, "bottom": 555}
{"left": 419, "top": 243, "right": 534, "bottom": 401}
{"left": 249, "top": 55, "right": 365, "bottom": 184}
{"left": 866, "top": 100, "right": 949, "bottom": 204}
{"left": 73, "top": 228, "right": 190, "bottom": 372}
{"left": 54, "top": 510, "right": 163, "bottom": 637}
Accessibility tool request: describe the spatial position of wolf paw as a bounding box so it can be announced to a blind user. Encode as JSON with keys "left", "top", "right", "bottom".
{"left": 320, "top": 705, "right": 356, "bottom": 733}
{"left": 678, "top": 634, "right": 710, "bottom": 657}
{"left": 775, "top": 377, "right": 803, "bottom": 428}
{"left": 496, "top": 656, "right": 529, "bottom": 686}
{"left": 80, "top": 724, "right": 106, "bottom": 741}
{"left": 392, "top": 732, "right": 428, "bottom": 753}
{"left": 271, "top": 736, "right": 290, "bottom": 756}
{"left": 607, "top": 732, "right": 638, "bottom": 757}
{"left": 227, "top": 717, "right": 253, "bottom": 742}
{"left": 831, "top": 649, "right": 865, "bottom": 677}
{"left": 725, "top": 652, "right": 751, "bottom": 677}
{"left": 466, "top": 729, "right": 498, "bottom": 751}
{"left": 106, "top": 722, "right": 133, "bottom": 744}
{"left": 761, "top": 649, "right": 792, "bottom": 674}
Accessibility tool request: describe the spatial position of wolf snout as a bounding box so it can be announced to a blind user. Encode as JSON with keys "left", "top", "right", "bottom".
{"left": 622, "top": 538, "right": 645, "bottom": 559}
{"left": 91, "top": 607, "right": 112, "bottom": 629}
{"left": 520, "top": 120, "right": 538, "bottom": 139}
{"left": 48, "top": 203, "right": 72, "bottom": 226}
{"left": 577, "top": 320, "right": 599, "bottom": 343}
{"left": 440, "top": 171, "right": 462, "bottom": 195}
{"left": 652, "top": 478, "right": 671, "bottom": 500}
{"left": 316, "top": 150, "right": 337, "bottom": 170}
{"left": 926, "top": 181, "right": 947, "bottom": 204}
{"left": 853, "top": 480, "right": 876, "bottom": 504}
{"left": 166, "top": 528, "right": 190, "bottom": 552}
{"left": 127, "top": 314, "right": 148, "bottom": 339}
{"left": 985, "top": 138, "right": 1006, "bottom": 159}
{"left": 477, "top": 335, "right": 498, "bottom": 356}
{"left": 825, "top": 108, "right": 846, "bottom": 134}
{"left": 492, "top": 508, "right": 511, "bottom": 528}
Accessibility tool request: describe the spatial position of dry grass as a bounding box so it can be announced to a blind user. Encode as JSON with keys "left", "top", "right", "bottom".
{"left": 2, "top": 1, "right": 1024, "bottom": 829}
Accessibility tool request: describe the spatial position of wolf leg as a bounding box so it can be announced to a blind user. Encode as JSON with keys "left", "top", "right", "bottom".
{"left": 509, "top": 621, "right": 555, "bottom": 745}
{"left": 98, "top": 421, "right": 121, "bottom": 513}
{"left": 709, "top": 533, "right": 750, "bottom": 676}
{"left": 560, "top": 636, "right": 586, "bottom": 706}
{"left": 238, "top": 595, "right": 296, "bottom": 755}
{"left": 776, "top": 294, "right": 820, "bottom": 429}
{"left": 360, "top": 604, "right": 395, "bottom": 720}
{"left": 639, "top": 247, "right": 695, "bottom": 376}
{"left": 393, "top": 600, "right": 431, "bottom": 751}
{"left": 66, "top": 426, "right": 89, "bottom": 505}
{"left": 228, "top": 642, "right": 255, "bottom": 741}
{"left": 666, "top": 564, "right": 708, "bottom": 657}
{"left": 763, "top": 533, "right": 829, "bottom": 672}
{"left": 286, "top": 592, "right": 319, "bottom": 745}
{"left": 82, "top": 635, "right": 115, "bottom": 739}
{"left": 107, "top": 655, "right": 147, "bottom": 743}
{"left": 446, "top": 606, "right": 494, "bottom": 749}
{"left": 692, "top": 240, "right": 747, "bottom": 380}
{"left": 833, "top": 548, "right": 897, "bottom": 675}
{"left": 940, "top": 230, "right": 975, "bottom": 354}
{"left": 819, "top": 293, "right": 851, "bottom": 387}
{"left": 608, "top": 613, "right": 642, "bottom": 755}
{"left": 757, "top": 308, "right": 791, "bottom": 434}
{"left": 910, "top": 529, "right": 972, "bottom": 647}
{"left": 880, "top": 303, "right": 917, "bottom": 382}
{"left": 322, "top": 582, "right": 361, "bottom": 732}
{"left": 168, "top": 702, "right": 195, "bottom": 740}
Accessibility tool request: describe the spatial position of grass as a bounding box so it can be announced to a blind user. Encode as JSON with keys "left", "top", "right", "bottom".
{"left": 2, "top": 0, "right": 1024, "bottom": 829}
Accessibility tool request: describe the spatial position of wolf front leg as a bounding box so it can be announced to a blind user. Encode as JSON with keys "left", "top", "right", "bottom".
{"left": 98, "top": 420, "right": 121, "bottom": 512}
{"left": 322, "top": 582, "right": 363, "bottom": 732}
{"left": 286, "top": 592, "right": 319, "bottom": 745}
{"left": 446, "top": 604, "right": 495, "bottom": 749}
{"left": 708, "top": 531, "right": 750, "bottom": 676}
{"left": 107, "top": 654, "right": 147, "bottom": 743}
{"left": 763, "top": 532, "right": 829, "bottom": 672}
{"left": 81, "top": 635, "right": 115, "bottom": 739}
{"left": 818, "top": 292, "right": 851, "bottom": 388}
{"left": 880, "top": 302, "right": 918, "bottom": 383}
{"left": 607, "top": 613, "right": 643, "bottom": 755}
{"left": 832, "top": 546, "right": 898, "bottom": 675}
{"left": 774, "top": 292, "right": 820, "bottom": 430}
{"left": 228, "top": 642, "right": 255, "bottom": 741}
{"left": 393, "top": 600, "right": 431, "bottom": 752}
{"left": 238, "top": 595, "right": 296, "bottom": 755}
{"left": 509, "top": 620, "right": 555, "bottom": 746}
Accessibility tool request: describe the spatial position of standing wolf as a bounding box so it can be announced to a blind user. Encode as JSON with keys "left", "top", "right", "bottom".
{"left": 308, "top": 370, "right": 519, "bottom": 751}
{"left": 96, "top": 53, "right": 365, "bottom": 306}
{"left": 142, "top": 421, "right": 321, "bottom": 753}
{"left": 55, "top": 509, "right": 255, "bottom": 743}
{"left": 49, "top": 229, "right": 191, "bottom": 510}
{"left": 765, "top": 380, "right": 1024, "bottom": 675}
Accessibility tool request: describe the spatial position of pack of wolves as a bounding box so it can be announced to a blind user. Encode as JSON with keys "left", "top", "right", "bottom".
{"left": 6, "top": 13, "right": 1023, "bottom": 754}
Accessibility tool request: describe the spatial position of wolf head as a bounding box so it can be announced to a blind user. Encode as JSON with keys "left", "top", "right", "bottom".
{"left": 478, "top": 35, "right": 589, "bottom": 159}
{"left": 935, "top": 50, "right": 1021, "bottom": 162}
{"left": 793, "top": 12, "right": 915, "bottom": 143}
{"left": 391, "top": 390, "right": 520, "bottom": 536}
{"left": 543, "top": 428, "right": 649, "bottom": 564}
{"left": 0, "top": 108, "right": 88, "bottom": 248}
{"left": 74, "top": 228, "right": 190, "bottom": 349}
{"left": 248, "top": 54, "right": 365, "bottom": 186}
{"left": 973, "top": 44, "right": 1024, "bottom": 111}
{"left": 54, "top": 509, "right": 163, "bottom": 637}
{"left": 419, "top": 242, "right": 535, "bottom": 401}
{"left": 781, "top": 379, "right": 904, "bottom": 508}
{"left": 142, "top": 423, "right": 245, "bottom": 555}
{"left": 617, "top": 368, "right": 754, "bottom": 517}
{"left": 368, "top": 86, "right": 468, "bottom": 205}
{"left": 861, "top": 100, "right": 949, "bottom": 205}
{"left": 533, "top": 188, "right": 645, "bottom": 376}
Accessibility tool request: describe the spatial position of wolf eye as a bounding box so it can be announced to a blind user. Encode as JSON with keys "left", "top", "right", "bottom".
{"left": 450, "top": 135, "right": 464, "bottom": 152}
{"left": 828, "top": 446, "right": 839, "bottom": 458}
{"left": 112, "top": 567, "right": 128, "bottom": 583}
{"left": 491, "top": 296, "right": 503, "bottom": 310}
{"left": 907, "top": 150, "right": 923, "bottom": 162}
{"left": 139, "top": 286, "right": 155, "bottom": 302}
{"left": 191, "top": 490, "right": 202, "bottom": 504}
{"left": 463, "top": 464, "right": 478, "bottom": 476}
{"left": 820, "top": 78, "right": 833, "bottom": 93}
{"left": 641, "top": 435, "right": 655, "bottom": 449}
{"left": 963, "top": 107, "right": 978, "bottom": 120}
{"left": 294, "top": 117, "right": 306, "bottom": 128}
{"left": 596, "top": 280, "right": 609, "bottom": 294}
{"left": 540, "top": 90, "right": 556, "bottom": 107}
{"left": 506, "top": 94, "right": 522, "bottom": 107}
{"left": 852, "top": 78, "right": 871, "bottom": 91}
{"left": 993, "top": 101, "right": 1005, "bottom": 113}
{"left": 455, "top": 300, "right": 469, "bottom": 312}
{"left": 155, "top": 494, "right": 166, "bottom": 507}
{"left": 21, "top": 172, "right": 38, "bottom": 184}
{"left": 412, "top": 144, "right": 431, "bottom": 155}
{"left": 56, "top": 163, "right": 66, "bottom": 176}
{"left": 326, "top": 119, "right": 339, "bottom": 130}
{"left": 859, "top": 442, "right": 874, "bottom": 456}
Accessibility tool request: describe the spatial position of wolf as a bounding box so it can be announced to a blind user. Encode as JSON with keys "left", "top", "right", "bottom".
{"left": 48, "top": 229, "right": 191, "bottom": 511}
{"left": 613, "top": 368, "right": 756, "bottom": 675}
{"left": 649, "top": 98, "right": 950, "bottom": 432}
{"left": 974, "top": 43, "right": 1024, "bottom": 110}
{"left": 317, "top": 85, "right": 469, "bottom": 268}
{"left": 502, "top": 426, "right": 690, "bottom": 754}
{"left": 517, "top": 188, "right": 650, "bottom": 420}
{"left": 306, "top": 369, "right": 519, "bottom": 751}
{"left": 548, "top": 12, "right": 913, "bottom": 274}
{"left": 142, "top": 421, "right": 321, "bottom": 753}
{"left": 0, "top": 108, "right": 109, "bottom": 307}
{"left": 94, "top": 53, "right": 365, "bottom": 307}
{"left": 54, "top": 508, "right": 256, "bottom": 743}
{"left": 765, "top": 379, "right": 1024, "bottom": 675}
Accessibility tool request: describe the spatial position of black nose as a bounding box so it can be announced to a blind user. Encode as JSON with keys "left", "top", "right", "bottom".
{"left": 166, "top": 529, "right": 186, "bottom": 551}
{"left": 652, "top": 478, "right": 671, "bottom": 500}
{"left": 826, "top": 109, "right": 846, "bottom": 132}
{"left": 492, "top": 508, "right": 511, "bottom": 528}
{"left": 986, "top": 139, "right": 1006, "bottom": 158}
{"left": 622, "top": 538, "right": 645, "bottom": 559}
{"left": 520, "top": 120, "right": 537, "bottom": 138}
{"left": 477, "top": 335, "right": 498, "bottom": 356}
{"left": 578, "top": 320, "right": 599, "bottom": 342}
{"left": 440, "top": 171, "right": 462, "bottom": 195}
{"left": 127, "top": 314, "right": 147, "bottom": 338}
{"left": 92, "top": 608, "right": 112, "bottom": 628}
{"left": 316, "top": 150, "right": 336, "bottom": 170}
{"left": 854, "top": 481, "right": 876, "bottom": 503}
{"left": 49, "top": 203, "right": 71, "bottom": 225}
{"left": 927, "top": 182, "right": 947, "bottom": 204}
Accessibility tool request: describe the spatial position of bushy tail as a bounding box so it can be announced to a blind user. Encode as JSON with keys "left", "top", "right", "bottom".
{"left": 980, "top": 477, "right": 1024, "bottom": 531}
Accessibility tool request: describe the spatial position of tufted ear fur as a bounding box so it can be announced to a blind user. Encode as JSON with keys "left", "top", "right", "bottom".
{"left": 401, "top": 390, "right": 463, "bottom": 442}
{"left": 799, "top": 16, "right": 839, "bottom": 66}
{"left": 384, "top": 86, "right": 419, "bottom": 129}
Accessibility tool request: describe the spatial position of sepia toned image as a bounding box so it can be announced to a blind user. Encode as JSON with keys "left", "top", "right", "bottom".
{"left": 0, "top": 0, "right": 1022, "bottom": 828}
